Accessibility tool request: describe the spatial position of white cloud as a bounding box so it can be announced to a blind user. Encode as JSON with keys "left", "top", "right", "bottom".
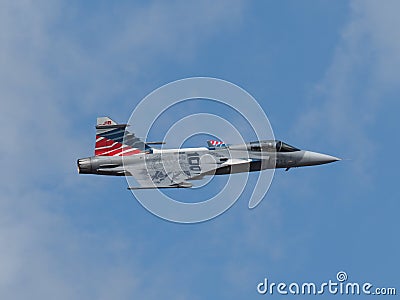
{"left": 0, "top": 0, "right": 245, "bottom": 298}
{"left": 36, "top": 0, "right": 246, "bottom": 115}
{"left": 294, "top": 0, "right": 400, "bottom": 182}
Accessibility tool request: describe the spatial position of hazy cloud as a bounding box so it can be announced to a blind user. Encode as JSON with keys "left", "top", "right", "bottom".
{"left": 294, "top": 0, "right": 400, "bottom": 181}
{"left": 0, "top": 1, "right": 245, "bottom": 298}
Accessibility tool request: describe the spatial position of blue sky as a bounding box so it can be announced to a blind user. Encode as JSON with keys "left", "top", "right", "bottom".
{"left": 1, "top": 0, "right": 399, "bottom": 299}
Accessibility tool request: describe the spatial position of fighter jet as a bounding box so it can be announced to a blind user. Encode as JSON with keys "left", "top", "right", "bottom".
{"left": 77, "top": 117, "right": 340, "bottom": 189}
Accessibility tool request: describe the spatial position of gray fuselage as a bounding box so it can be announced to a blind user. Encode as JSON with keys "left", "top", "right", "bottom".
{"left": 78, "top": 141, "right": 340, "bottom": 177}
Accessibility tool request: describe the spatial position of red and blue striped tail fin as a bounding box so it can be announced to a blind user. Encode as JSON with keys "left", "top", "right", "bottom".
{"left": 207, "top": 140, "right": 227, "bottom": 148}
{"left": 95, "top": 117, "right": 145, "bottom": 156}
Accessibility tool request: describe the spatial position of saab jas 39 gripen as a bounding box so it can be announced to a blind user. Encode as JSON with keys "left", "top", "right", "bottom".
{"left": 77, "top": 117, "right": 340, "bottom": 189}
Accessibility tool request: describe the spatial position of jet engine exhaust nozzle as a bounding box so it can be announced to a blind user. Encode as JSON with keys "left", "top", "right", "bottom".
{"left": 77, "top": 157, "right": 93, "bottom": 174}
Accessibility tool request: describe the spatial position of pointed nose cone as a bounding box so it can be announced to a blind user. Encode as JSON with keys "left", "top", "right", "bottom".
{"left": 300, "top": 151, "right": 341, "bottom": 166}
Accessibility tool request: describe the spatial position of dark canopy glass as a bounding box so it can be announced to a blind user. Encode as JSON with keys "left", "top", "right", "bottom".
{"left": 249, "top": 140, "right": 300, "bottom": 152}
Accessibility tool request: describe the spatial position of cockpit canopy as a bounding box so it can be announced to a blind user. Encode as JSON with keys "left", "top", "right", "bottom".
{"left": 248, "top": 140, "right": 300, "bottom": 152}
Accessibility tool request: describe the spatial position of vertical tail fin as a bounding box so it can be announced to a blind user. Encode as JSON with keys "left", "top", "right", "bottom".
{"left": 95, "top": 117, "right": 145, "bottom": 156}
